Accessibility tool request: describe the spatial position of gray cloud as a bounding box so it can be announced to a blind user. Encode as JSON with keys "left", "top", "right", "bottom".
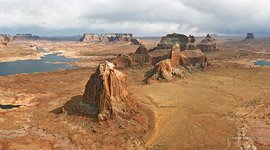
{"left": 0, "top": 0, "right": 269, "bottom": 36}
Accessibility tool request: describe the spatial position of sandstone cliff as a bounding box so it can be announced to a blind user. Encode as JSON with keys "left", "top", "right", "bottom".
{"left": 79, "top": 34, "right": 100, "bottom": 42}
{"left": 113, "top": 53, "right": 137, "bottom": 68}
{"left": 79, "top": 33, "right": 140, "bottom": 45}
{"left": 179, "top": 49, "right": 209, "bottom": 69}
{"left": 150, "top": 33, "right": 188, "bottom": 51}
{"left": 134, "top": 43, "right": 152, "bottom": 65}
{"left": 113, "top": 43, "right": 152, "bottom": 68}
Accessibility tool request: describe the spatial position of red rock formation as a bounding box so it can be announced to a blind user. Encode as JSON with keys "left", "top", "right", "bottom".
{"left": 149, "top": 50, "right": 171, "bottom": 65}
{"left": 82, "top": 61, "right": 129, "bottom": 121}
{"left": 134, "top": 43, "right": 152, "bottom": 65}
{"left": 197, "top": 34, "right": 217, "bottom": 52}
{"left": 150, "top": 33, "right": 189, "bottom": 52}
{"left": 113, "top": 53, "right": 137, "bottom": 69}
{"left": 113, "top": 43, "right": 153, "bottom": 68}
{"left": 79, "top": 34, "right": 100, "bottom": 42}
{"left": 150, "top": 59, "right": 173, "bottom": 80}
{"left": 170, "top": 43, "right": 181, "bottom": 67}
{"left": 179, "top": 49, "right": 209, "bottom": 69}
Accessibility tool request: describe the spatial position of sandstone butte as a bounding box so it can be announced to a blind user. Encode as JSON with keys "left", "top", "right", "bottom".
{"left": 81, "top": 61, "right": 129, "bottom": 121}
{"left": 197, "top": 34, "right": 218, "bottom": 52}
{"left": 79, "top": 33, "right": 140, "bottom": 45}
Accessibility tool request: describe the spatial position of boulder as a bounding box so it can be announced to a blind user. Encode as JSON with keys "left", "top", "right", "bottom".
{"left": 82, "top": 61, "right": 129, "bottom": 121}
{"left": 197, "top": 34, "right": 217, "bottom": 52}
{"left": 245, "top": 33, "right": 255, "bottom": 39}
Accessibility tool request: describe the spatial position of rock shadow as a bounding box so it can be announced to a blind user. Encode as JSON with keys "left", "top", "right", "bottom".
{"left": 50, "top": 95, "right": 96, "bottom": 118}
{"left": 142, "top": 68, "right": 154, "bottom": 83}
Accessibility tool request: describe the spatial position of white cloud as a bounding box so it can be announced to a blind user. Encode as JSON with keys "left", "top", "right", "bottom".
{"left": 0, "top": 0, "right": 269, "bottom": 36}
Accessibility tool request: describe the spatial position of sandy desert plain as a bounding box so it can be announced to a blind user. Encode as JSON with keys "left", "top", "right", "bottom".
{"left": 0, "top": 35, "right": 270, "bottom": 150}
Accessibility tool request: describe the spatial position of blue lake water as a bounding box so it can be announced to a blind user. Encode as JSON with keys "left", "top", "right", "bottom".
{"left": 254, "top": 60, "right": 270, "bottom": 66}
{"left": 0, "top": 53, "right": 79, "bottom": 76}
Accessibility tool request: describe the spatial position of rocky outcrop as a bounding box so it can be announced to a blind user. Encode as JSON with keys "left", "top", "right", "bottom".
{"left": 113, "top": 53, "right": 137, "bottom": 69}
{"left": 150, "top": 59, "right": 173, "bottom": 80}
{"left": 197, "top": 34, "right": 217, "bottom": 52}
{"left": 179, "top": 49, "right": 209, "bottom": 69}
{"left": 112, "top": 38, "right": 209, "bottom": 71}
{"left": 150, "top": 43, "right": 181, "bottom": 66}
{"left": 245, "top": 33, "right": 255, "bottom": 39}
{"left": 134, "top": 43, "right": 152, "bottom": 65}
{"left": 79, "top": 33, "right": 140, "bottom": 45}
{"left": 82, "top": 61, "right": 129, "bottom": 121}
{"left": 151, "top": 33, "right": 189, "bottom": 51}
{"left": 146, "top": 59, "right": 186, "bottom": 81}
{"left": 150, "top": 50, "right": 171, "bottom": 65}
{"left": 113, "top": 43, "right": 152, "bottom": 68}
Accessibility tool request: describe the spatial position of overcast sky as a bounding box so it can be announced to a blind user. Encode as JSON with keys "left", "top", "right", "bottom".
{"left": 0, "top": 0, "right": 269, "bottom": 36}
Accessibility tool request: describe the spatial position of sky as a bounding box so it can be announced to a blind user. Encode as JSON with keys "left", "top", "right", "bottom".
{"left": 0, "top": 0, "right": 269, "bottom": 36}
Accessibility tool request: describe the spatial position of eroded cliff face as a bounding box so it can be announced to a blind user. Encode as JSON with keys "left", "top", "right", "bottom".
{"left": 82, "top": 61, "right": 129, "bottom": 121}
{"left": 179, "top": 49, "right": 209, "bottom": 69}
{"left": 134, "top": 43, "right": 152, "bottom": 65}
{"left": 79, "top": 33, "right": 140, "bottom": 45}
{"left": 79, "top": 34, "right": 100, "bottom": 42}
{"left": 113, "top": 43, "right": 152, "bottom": 68}
{"left": 151, "top": 33, "right": 189, "bottom": 51}
{"left": 113, "top": 53, "right": 137, "bottom": 69}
